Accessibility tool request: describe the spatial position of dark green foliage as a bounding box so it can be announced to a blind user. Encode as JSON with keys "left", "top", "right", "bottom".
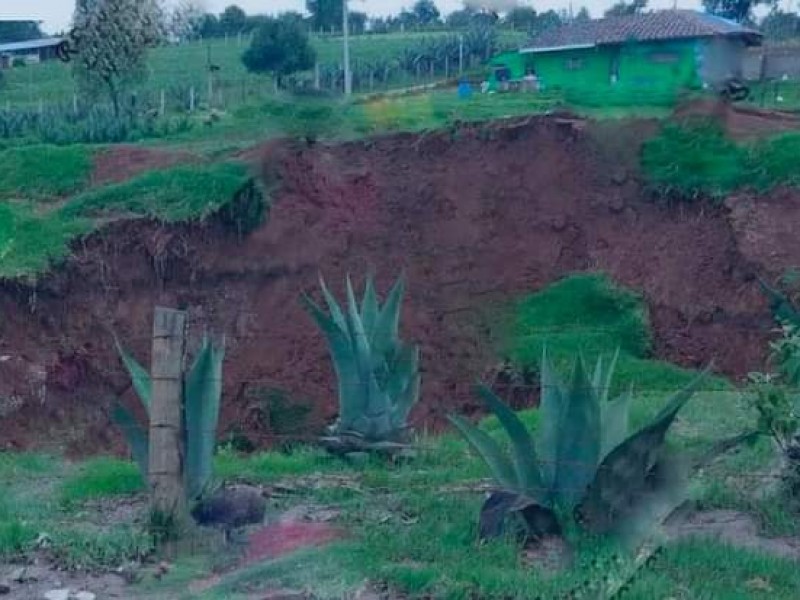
{"left": 642, "top": 120, "right": 745, "bottom": 201}
{"left": 642, "top": 124, "right": 800, "bottom": 201}
{"left": 215, "top": 177, "right": 268, "bottom": 236}
{"left": 64, "top": 162, "right": 253, "bottom": 222}
{"left": 245, "top": 387, "right": 314, "bottom": 436}
{"left": 504, "top": 273, "right": 652, "bottom": 367}
{"left": 0, "top": 102, "right": 193, "bottom": 144}
{"left": 0, "top": 20, "right": 43, "bottom": 43}
{"left": 451, "top": 354, "right": 704, "bottom": 547}
{"left": 242, "top": 17, "right": 316, "bottom": 84}
{"left": 0, "top": 145, "right": 92, "bottom": 199}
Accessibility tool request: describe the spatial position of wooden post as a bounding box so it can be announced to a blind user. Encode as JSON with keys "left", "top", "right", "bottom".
{"left": 159, "top": 89, "right": 166, "bottom": 116}
{"left": 72, "top": 93, "right": 78, "bottom": 116}
{"left": 148, "top": 307, "right": 187, "bottom": 532}
{"left": 314, "top": 63, "right": 320, "bottom": 90}
{"left": 189, "top": 86, "right": 195, "bottom": 112}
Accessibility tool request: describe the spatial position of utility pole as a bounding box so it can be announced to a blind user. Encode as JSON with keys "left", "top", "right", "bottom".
{"left": 343, "top": 0, "right": 352, "bottom": 95}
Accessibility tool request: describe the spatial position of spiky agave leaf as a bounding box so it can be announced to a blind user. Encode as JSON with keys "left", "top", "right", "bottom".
{"left": 302, "top": 290, "right": 363, "bottom": 433}
{"left": 601, "top": 389, "right": 633, "bottom": 460}
{"left": 478, "top": 490, "right": 561, "bottom": 543}
{"left": 449, "top": 414, "right": 518, "bottom": 491}
{"left": 387, "top": 344, "right": 420, "bottom": 432}
{"left": 360, "top": 274, "right": 380, "bottom": 342}
{"left": 111, "top": 402, "right": 149, "bottom": 479}
{"left": 345, "top": 276, "right": 391, "bottom": 439}
{"left": 115, "top": 338, "right": 152, "bottom": 414}
{"left": 536, "top": 348, "right": 565, "bottom": 502}
{"left": 574, "top": 369, "right": 707, "bottom": 534}
{"left": 475, "top": 384, "right": 546, "bottom": 504}
{"left": 184, "top": 336, "right": 225, "bottom": 500}
{"left": 372, "top": 274, "right": 405, "bottom": 357}
{"left": 554, "top": 356, "right": 601, "bottom": 508}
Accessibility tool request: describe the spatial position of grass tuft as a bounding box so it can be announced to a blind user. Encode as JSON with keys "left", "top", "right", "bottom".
{"left": 63, "top": 161, "right": 253, "bottom": 222}
{"left": 0, "top": 145, "right": 93, "bottom": 200}
{"left": 59, "top": 457, "right": 145, "bottom": 506}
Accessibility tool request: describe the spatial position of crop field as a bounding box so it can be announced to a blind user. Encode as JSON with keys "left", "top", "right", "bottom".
{"left": 2, "top": 17, "right": 800, "bottom": 600}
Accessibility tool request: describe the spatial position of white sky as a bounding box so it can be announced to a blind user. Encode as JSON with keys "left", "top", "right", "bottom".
{"left": 1, "top": 0, "right": 791, "bottom": 35}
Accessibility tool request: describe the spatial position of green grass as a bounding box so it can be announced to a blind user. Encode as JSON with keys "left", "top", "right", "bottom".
{"left": 642, "top": 122, "right": 800, "bottom": 200}
{"left": 0, "top": 145, "right": 93, "bottom": 199}
{"left": 642, "top": 120, "right": 746, "bottom": 200}
{"left": 213, "top": 446, "right": 341, "bottom": 483}
{"left": 0, "top": 202, "right": 91, "bottom": 279}
{"left": 59, "top": 457, "right": 144, "bottom": 506}
{"left": 63, "top": 161, "right": 251, "bottom": 221}
{"left": 497, "top": 272, "right": 730, "bottom": 393}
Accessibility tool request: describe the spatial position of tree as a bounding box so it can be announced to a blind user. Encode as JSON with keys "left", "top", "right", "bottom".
{"left": 242, "top": 17, "right": 316, "bottom": 87}
{"left": 306, "top": 0, "right": 342, "bottom": 32}
{"left": 197, "top": 13, "right": 221, "bottom": 38}
{"left": 69, "top": 0, "right": 163, "bottom": 115}
{"left": 0, "top": 20, "right": 43, "bottom": 43}
{"left": 349, "top": 11, "right": 368, "bottom": 35}
{"left": 412, "top": 0, "right": 442, "bottom": 26}
{"left": 702, "top": 0, "right": 769, "bottom": 23}
{"left": 604, "top": 0, "right": 648, "bottom": 17}
{"left": 761, "top": 9, "right": 800, "bottom": 40}
{"left": 168, "top": 1, "right": 206, "bottom": 41}
{"left": 446, "top": 7, "right": 478, "bottom": 28}
{"left": 504, "top": 7, "right": 538, "bottom": 30}
{"left": 534, "top": 10, "right": 563, "bottom": 33}
{"left": 574, "top": 7, "right": 592, "bottom": 23}
{"left": 220, "top": 4, "right": 247, "bottom": 35}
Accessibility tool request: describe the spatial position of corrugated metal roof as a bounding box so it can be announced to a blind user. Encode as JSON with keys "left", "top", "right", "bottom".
{"left": 523, "top": 10, "right": 762, "bottom": 52}
{"left": 0, "top": 37, "right": 63, "bottom": 53}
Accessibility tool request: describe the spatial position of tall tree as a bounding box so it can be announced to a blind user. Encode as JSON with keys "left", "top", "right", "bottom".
{"left": 604, "top": 0, "right": 648, "bottom": 17}
{"left": 574, "top": 7, "right": 592, "bottom": 23}
{"left": 349, "top": 11, "right": 368, "bottom": 35}
{"left": 761, "top": 9, "right": 800, "bottom": 40}
{"left": 504, "top": 7, "right": 538, "bottom": 30}
{"left": 412, "top": 0, "right": 442, "bottom": 26}
{"left": 69, "top": 0, "right": 163, "bottom": 115}
{"left": 306, "top": 0, "right": 342, "bottom": 32}
{"left": 242, "top": 16, "right": 316, "bottom": 87}
{"left": 0, "top": 20, "right": 44, "bottom": 43}
{"left": 446, "top": 7, "right": 478, "bottom": 28}
{"left": 168, "top": 1, "right": 206, "bottom": 41}
{"left": 702, "top": 0, "right": 768, "bottom": 23}
{"left": 220, "top": 4, "right": 247, "bottom": 35}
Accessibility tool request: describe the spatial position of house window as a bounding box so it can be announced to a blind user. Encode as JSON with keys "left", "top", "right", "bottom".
{"left": 564, "top": 58, "right": 585, "bottom": 70}
{"left": 650, "top": 52, "right": 679, "bottom": 64}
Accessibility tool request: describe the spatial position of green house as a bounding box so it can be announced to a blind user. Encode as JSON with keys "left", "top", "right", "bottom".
{"left": 487, "top": 10, "right": 762, "bottom": 104}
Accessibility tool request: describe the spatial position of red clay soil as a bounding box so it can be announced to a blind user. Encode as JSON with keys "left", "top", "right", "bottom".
{"left": 91, "top": 145, "right": 201, "bottom": 186}
{"left": 243, "top": 522, "right": 344, "bottom": 564}
{"left": 0, "top": 114, "right": 795, "bottom": 452}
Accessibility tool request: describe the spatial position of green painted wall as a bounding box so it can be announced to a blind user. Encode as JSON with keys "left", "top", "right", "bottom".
{"left": 488, "top": 39, "right": 703, "bottom": 104}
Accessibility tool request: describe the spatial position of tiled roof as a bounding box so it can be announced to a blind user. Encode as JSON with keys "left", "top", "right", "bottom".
{"left": 524, "top": 10, "right": 762, "bottom": 52}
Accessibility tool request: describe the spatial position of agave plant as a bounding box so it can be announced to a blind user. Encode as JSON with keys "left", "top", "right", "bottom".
{"left": 303, "top": 273, "right": 420, "bottom": 455}
{"left": 112, "top": 336, "right": 225, "bottom": 500}
{"left": 450, "top": 350, "right": 705, "bottom": 546}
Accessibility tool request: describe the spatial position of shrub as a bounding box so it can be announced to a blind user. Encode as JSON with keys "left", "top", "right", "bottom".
{"left": 642, "top": 120, "right": 745, "bottom": 201}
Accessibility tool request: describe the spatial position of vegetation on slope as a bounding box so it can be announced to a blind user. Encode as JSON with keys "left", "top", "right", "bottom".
{"left": 642, "top": 121, "right": 800, "bottom": 200}
{"left": 0, "top": 145, "right": 93, "bottom": 199}
{"left": 499, "top": 273, "right": 730, "bottom": 392}
{"left": 64, "top": 161, "right": 253, "bottom": 222}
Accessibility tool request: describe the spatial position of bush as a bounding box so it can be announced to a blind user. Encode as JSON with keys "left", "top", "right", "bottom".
{"left": 642, "top": 120, "right": 745, "bottom": 202}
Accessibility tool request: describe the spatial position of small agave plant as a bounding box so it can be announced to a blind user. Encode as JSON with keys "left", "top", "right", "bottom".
{"left": 450, "top": 350, "right": 705, "bottom": 546}
{"left": 303, "top": 273, "right": 420, "bottom": 456}
{"left": 112, "top": 336, "right": 225, "bottom": 501}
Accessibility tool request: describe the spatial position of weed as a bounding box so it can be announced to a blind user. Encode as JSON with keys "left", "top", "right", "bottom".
{"left": 0, "top": 145, "right": 93, "bottom": 199}
{"left": 59, "top": 457, "right": 144, "bottom": 507}
{"left": 64, "top": 161, "right": 253, "bottom": 222}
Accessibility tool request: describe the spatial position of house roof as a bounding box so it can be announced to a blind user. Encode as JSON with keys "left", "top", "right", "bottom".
{"left": 522, "top": 10, "right": 762, "bottom": 53}
{"left": 0, "top": 37, "right": 63, "bottom": 54}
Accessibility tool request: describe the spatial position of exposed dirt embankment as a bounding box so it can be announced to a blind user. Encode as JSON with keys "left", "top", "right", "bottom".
{"left": 0, "top": 115, "right": 794, "bottom": 453}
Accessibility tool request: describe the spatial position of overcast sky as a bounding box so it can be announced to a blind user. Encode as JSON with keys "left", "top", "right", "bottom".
{"left": 3, "top": 0, "right": 790, "bottom": 35}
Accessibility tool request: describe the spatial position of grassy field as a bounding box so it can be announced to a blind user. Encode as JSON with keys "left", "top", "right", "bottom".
{"left": 0, "top": 30, "right": 528, "bottom": 109}
{"left": 0, "top": 274, "right": 796, "bottom": 599}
